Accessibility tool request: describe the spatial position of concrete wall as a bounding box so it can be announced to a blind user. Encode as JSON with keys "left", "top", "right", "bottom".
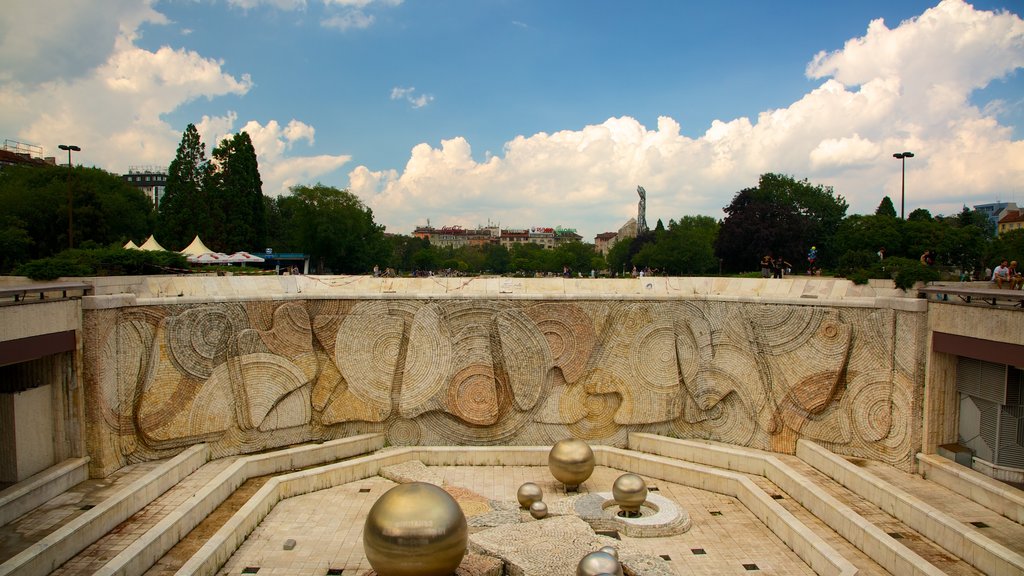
{"left": 923, "top": 301, "right": 1024, "bottom": 454}
{"left": 80, "top": 277, "right": 929, "bottom": 477}
{"left": 0, "top": 385, "right": 56, "bottom": 482}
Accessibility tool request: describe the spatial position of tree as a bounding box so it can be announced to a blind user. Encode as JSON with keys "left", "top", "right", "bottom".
{"left": 159, "top": 124, "right": 211, "bottom": 250}
{"left": 286, "top": 184, "right": 387, "bottom": 273}
{"left": 907, "top": 208, "right": 932, "bottom": 222}
{"left": 0, "top": 164, "right": 153, "bottom": 271}
{"left": 209, "top": 131, "right": 265, "bottom": 252}
{"left": 715, "top": 174, "right": 847, "bottom": 273}
{"left": 875, "top": 196, "right": 897, "bottom": 218}
{"left": 633, "top": 216, "right": 719, "bottom": 275}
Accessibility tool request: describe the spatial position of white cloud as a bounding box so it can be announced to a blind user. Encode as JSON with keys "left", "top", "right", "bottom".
{"left": 351, "top": 0, "right": 1024, "bottom": 239}
{"left": 390, "top": 86, "right": 434, "bottom": 109}
{"left": 203, "top": 116, "right": 349, "bottom": 197}
{"left": 322, "top": 11, "right": 375, "bottom": 30}
{"left": 320, "top": 0, "right": 401, "bottom": 31}
{"left": 227, "top": 0, "right": 308, "bottom": 10}
{"left": 0, "top": 1, "right": 348, "bottom": 204}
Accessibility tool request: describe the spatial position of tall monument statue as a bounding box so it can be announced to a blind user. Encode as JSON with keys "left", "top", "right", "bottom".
{"left": 636, "top": 186, "right": 648, "bottom": 235}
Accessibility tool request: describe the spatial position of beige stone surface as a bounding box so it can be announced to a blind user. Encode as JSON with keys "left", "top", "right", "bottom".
{"left": 82, "top": 290, "right": 928, "bottom": 475}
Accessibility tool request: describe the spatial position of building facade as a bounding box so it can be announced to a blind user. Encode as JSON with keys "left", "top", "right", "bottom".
{"left": 122, "top": 166, "right": 168, "bottom": 209}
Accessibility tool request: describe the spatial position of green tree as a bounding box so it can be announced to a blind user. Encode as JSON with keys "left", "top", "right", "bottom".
{"left": 209, "top": 132, "right": 265, "bottom": 252}
{"left": 159, "top": 124, "right": 211, "bottom": 250}
{"left": 286, "top": 184, "right": 387, "bottom": 273}
{"left": 632, "top": 216, "right": 719, "bottom": 275}
{"left": 0, "top": 164, "right": 153, "bottom": 271}
{"left": 875, "top": 196, "right": 897, "bottom": 218}
{"left": 715, "top": 174, "right": 847, "bottom": 273}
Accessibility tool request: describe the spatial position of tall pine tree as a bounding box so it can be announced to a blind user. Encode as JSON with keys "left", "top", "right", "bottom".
{"left": 209, "top": 132, "right": 265, "bottom": 252}
{"left": 159, "top": 124, "right": 211, "bottom": 250}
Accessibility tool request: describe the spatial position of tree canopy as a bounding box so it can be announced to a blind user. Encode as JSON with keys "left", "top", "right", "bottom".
{"left": 0, "top": 164, "right": 153, "bottom": 272}
{"left": 715, "top": 173, "right": 848, "bottom": 273}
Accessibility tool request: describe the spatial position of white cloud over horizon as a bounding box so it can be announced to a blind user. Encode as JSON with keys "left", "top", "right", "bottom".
{"left": 350, "top": 0, "right": 1024, "bottom": 238}
{"left": 1, "top": 0, "right": 1022, "bottom": 242}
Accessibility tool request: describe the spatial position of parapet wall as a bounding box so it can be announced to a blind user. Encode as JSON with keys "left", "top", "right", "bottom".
{"left": 81, "top": 277, "right": 928, "bottom": 477}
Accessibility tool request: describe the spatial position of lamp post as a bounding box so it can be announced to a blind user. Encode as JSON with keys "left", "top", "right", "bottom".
{"left": 59, "top": 144, "right": 81, "bottom": 249}
{"left": 892, "top": 151, "right": 914, "bottom": 220}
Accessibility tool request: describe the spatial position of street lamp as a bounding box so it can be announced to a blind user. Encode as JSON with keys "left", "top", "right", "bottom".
{"left": 59, "top": 144, "right": 81, "bottom": 249}
{"left": 893, "top": 151, "right": 914, "bottom": 220}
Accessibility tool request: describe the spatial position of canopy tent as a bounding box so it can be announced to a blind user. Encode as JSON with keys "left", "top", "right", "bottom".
{"left": 186, "top": 252, "right": 229, "bottom": 264}
{"left": 180, "top": 235, "right": 215, "bottom": 256}
{"left": 138, "top": 235, "right": 168, "bottom": 252}
{"left": 185, "top": 251, "right": 265, "bottom": 265}
{"left": 123, "top": 240, "right": 140, "bottom": 250}
{"left": 223, "top": 251, "right": 265, "bottom": 263}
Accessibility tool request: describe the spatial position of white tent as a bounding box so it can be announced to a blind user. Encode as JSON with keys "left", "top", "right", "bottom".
{"left": 186, "top": 252, "right": 230, "bottom": 264}
{"left": 138, "top": 235, "right": 168, "bottom": 252}
{"left": 180, "top": 235, "right": 215, "bottom": 256}
{"left": 223, "top": 251, "right": 266, "bottom": 264}
{"left": 123, "top": 240, "right": 140, "bottom": 250}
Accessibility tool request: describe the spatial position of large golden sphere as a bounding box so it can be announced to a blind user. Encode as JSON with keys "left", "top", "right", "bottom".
{"left": 612, "top": 473, "right": 648, "bottom": 515}
{"left": 576, "top": 550, "right": 623, "bottom": 576}
{"left": 517, "top": 482, "right": 543, "bottom": 509}
{"left": 363, "top": 482, "right": 468, "bottom": 576}
{"left": 548, "top": 439, "right": 595, "bottom": 487}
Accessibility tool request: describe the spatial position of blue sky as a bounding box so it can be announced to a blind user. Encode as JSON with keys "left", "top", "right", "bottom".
{"left": 2, "top": 0, "right": 1023, "bottom": 242}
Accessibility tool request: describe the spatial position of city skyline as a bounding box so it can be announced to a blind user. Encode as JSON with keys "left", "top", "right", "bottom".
{"left": 1, "top": 0, "right": 1023, "bottom": 240}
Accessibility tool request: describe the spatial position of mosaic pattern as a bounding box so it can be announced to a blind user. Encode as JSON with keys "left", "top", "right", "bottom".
{"left": 83, "top": 299, "right": 926, "bottom": 475}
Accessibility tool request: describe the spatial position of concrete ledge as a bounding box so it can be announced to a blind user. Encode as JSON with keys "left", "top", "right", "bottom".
{"left": 918, "top": 453, "right": 1024, "bottom": 525}
{"left": 0, "top": 445, "right": 208, "bottom": 576}
{"left": 628, "top": 434, "right": 944, "bottom": 576}
{"left": 0, "top": 457, "right": 90, "bottom": 528}
{"left": 175, "top": 445, "right": 856, "bottom": 576}
{"left": 93, "top": 434, "right": 385, "bottom": 576}
{"left": 799, "top": 440, "right": 1024, "bottom": 576}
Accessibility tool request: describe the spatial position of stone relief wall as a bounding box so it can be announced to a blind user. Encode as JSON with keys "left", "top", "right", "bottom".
{"left": 82, "top": 299, "right": 925, "bottom": 476}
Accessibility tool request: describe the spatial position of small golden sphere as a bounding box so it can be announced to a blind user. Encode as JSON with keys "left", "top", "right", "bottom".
{"left": 548, "top": 438, "right": 595, "bottom": 487}
{"left": 517, "top": 482, "right": 543, "bottom": 509}
{"left": 529, "top": 500, "right": 548, "bottom": 519}
{"left": 576, "top": 550, "right": 623, "bottom": 576}
{"left": 612, "top": 473, "right": 648, "bottom": 515}
{"left": 598, "top": 545, "right": 618, "bottom": 559}
{"left": 363, "top": 482, "right": 468, "bottom": 576}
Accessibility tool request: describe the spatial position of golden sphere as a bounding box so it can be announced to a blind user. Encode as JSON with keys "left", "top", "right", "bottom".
{"left": 548, "top": 439, "right": 595, "bottom": 487}
{"left": 576, "top": 551, "right": 623, "bottom": 576}
{"left": 363, "top": 482, "right": 468, "bottom": 576}
{"left": 529, "top": 501, "right": 548, "bottom": 519}
{"left": 517, "top": 482, "right": 543, "bottom": 509}
{"left": 612, "top": 473, "right": 648, "bottom": 515}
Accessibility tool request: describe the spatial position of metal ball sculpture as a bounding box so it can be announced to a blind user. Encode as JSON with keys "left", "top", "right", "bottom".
{"left": 529, "top": 500, "right": 548, "bottom": 519}
{"left": 517, "top": 482, "right": 543, "bottom": 509}
{"left": 576, "top": 550, "right": 624, "bottom": 576}
{"left": 548, "top": 438, "right": 595, "bottom": 489}
{"left": 598, "top": 545, "right": 619, "bottom": 559}
{"left": 612, "top": 473, "right": 648, "bottom": 517}
{"left": 363, "top": 482, "right": 468, "bottom": 576}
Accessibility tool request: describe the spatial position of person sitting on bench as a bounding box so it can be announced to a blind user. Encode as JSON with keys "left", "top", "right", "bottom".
{"left": 992, "top": 260, "right": 1011, "bottom": 288}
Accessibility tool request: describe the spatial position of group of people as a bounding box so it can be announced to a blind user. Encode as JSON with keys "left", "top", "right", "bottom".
{"left": 992, "top": 260, "right": 1024, "bottom": 289}
{"left": 760, "top": 253, "right": 794, "bottom": 279}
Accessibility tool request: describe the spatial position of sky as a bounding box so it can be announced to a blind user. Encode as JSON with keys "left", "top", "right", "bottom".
{"left": 2, "top": 0, "right": 1023, "bottom": 243}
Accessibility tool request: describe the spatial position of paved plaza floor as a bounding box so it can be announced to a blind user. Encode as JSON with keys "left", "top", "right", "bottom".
{"left": 3, "top": 452, "right": 1022, "bottom": 575}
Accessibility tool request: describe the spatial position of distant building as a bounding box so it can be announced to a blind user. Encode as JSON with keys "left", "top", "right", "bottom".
{"left": 0, "top": 140, "right": 54, "bottom": 171}
{"left": 122, "top": 166, "right": 168, "bottom": 209}
{"left": 974, "top": 202, "right": 1018, "bottom": 236}
{"left": 593, "top": 232, "right": 619, "bottom": 255}
{"left": 997, "top": 209, "right": 1023, "bottom": 236}
{"left": 412, "top": 224, "right": 581, "bottom": 250}
{"left": 593, "top": 218, "right": 638, "bottom": 255}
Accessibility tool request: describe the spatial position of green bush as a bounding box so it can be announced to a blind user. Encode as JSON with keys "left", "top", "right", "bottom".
{"left": 884, "top": 256, "right": 940, "bottom": 290}
{"left": 13, "top": 248, "right": 189, "bottom": 280}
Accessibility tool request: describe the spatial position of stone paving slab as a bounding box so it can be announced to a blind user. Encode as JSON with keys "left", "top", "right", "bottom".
{"left": 214, "top": 465, "right": 820, "bottom": 576}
